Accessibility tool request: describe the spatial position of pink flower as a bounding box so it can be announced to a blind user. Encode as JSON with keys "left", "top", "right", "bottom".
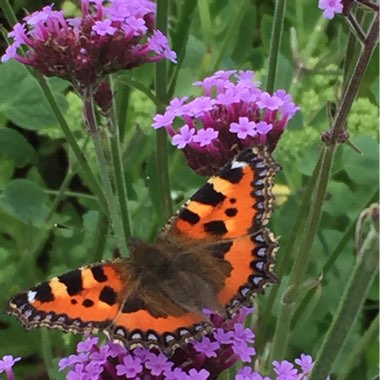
{"left": 318, "top": 0, "right": 344, "bottom": 19}
{"left": 172, "top": 125, "right": 195, "bottom": 149}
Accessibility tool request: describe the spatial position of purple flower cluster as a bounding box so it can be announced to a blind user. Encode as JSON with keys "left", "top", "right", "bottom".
{"left": 0, "top": 355, "right": 21, "bottom": 380}
{"left": 58, "top": 307, "right": 257, "bottom": 379}
{"left": 58, "top": 330, "right": 331, "bottom": 380}
{"left": 235, "top": 353, "right": 330, "bottom": 380}
{"left": 2, "top": 0, "right": 176, "bottom": 89}
{"left": 318, "top": 0, "right": 344, "bottom": 19}
{"left": 152, "top": 70, "right": 299, "bottom": 175}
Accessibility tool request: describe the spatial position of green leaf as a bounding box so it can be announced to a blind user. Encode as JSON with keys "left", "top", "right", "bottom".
{"left": 342, "top": 136, "right": 379, "bottom": 187}
{"left": 0, "top": 61, "right": 68, "bottom": 130}
{"left": 0, "top": 179, "right": 49, "bottom": 227}
{"left": 0, "top": 128, "right": 35, "bottom": 167}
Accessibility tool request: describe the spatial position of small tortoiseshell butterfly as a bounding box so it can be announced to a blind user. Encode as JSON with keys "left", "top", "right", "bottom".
{"left": 7, "top": 146, "right": 280, "bottom": 354}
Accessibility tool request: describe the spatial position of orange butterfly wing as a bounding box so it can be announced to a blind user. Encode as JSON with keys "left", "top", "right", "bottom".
{"left": 7, "top": 146, "right": 279, "bottom": 353}
{"left": 7, "top": 263, "right": 125, "bottom": 334}
{"left": 164, "top": 146, "right": 279, "bottom": 241}
{"left": 161, "top": 146, "right": 280, "bottom": 314}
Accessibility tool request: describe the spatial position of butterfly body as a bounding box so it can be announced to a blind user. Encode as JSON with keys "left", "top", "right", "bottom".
{"left": 7, "top": 146, "right": 280, "bottom": 353}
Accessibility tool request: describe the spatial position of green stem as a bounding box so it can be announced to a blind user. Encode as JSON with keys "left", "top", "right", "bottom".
{"left": 92, "top": 130, "right": 128, "bottom": 257}
{"left": 40, "top": 329, "right": 54, "bottom": 380}
{"left": 109, "top": 78, "right": 132, "bottom": 241}
{"left": 83, "top": 91, "right": 128, "bottom": 256}
{"left": 91, "top": 214, "right": 109, "bottom": 263}
{"left": 0, "top": 0, "right": 16, "bottom": 24}
{"left": 331, "top": 14, "right": 379, "bottom": 140}
{"left": 292, "top": 190, "right": 379, "bottom": 329}
{"left": 292, "top": 189, "right": 379, "bottom": 330}
{"left": 155, "top": 0, "right": 173, "bottom": 223}
{"left": 44, "top": 189, "right": 96, "bottom": 201}
{"left": 289, "top": 16, "right": 328, "bottom": 97}
{"left": 168, "top": 0, "right": 198, "bottom": 98}
{"left": 257, "top": 153, "right": 323, "bottom": 352}
{"left": 109, "top": 133, "right": 132, "bottom": 239}
{"left": 38, "top": 76, "right": 108, "bottom": 214}
{"left": 198, "top": 0, "right": 213, "bottom": 44}
{"left": 115, "top": 81, "right": 131, "bottom": 141}
{"left": 211, "top": 0, "right": 250, "bottom": 73}
{"left": 336, "top": 313, "right": 379, "bottom": 380}
{"left": 302, "top": 17, "right": 329, "bottom": 62}
{"left": 118, "top": 75, "right": 161, "bottom": 107}
{"left": 343, "top": 10, "right": 363, "bottom": 90}
{"left": 266, "top": 0, "right": 287, "bottom": 93}
{"left": 269, "top": 145, "right": 336, "bottom": 364}
{"left": 309, "top": 222, "right": 379, "bottom": 380}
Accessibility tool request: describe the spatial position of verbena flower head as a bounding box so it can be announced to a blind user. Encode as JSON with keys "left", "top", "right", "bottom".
{"left": 318, "top": 0, "right": 344, "bottom": 19}
{"left": 152, "top": 70, "right": 299, "bottom": 175}
{"left": 58, "top": 307, "right": 257, "bottom": 379}
{"left": 58, "top": 331, "right": 330, "bottom": 380}
{"left": 2, "top": 0, "right": 176, "bottom": 90}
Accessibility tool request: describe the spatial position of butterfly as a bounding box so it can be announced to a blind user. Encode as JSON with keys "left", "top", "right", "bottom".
{"left": 7, "top": 146, "right": 280, "bottom": 354}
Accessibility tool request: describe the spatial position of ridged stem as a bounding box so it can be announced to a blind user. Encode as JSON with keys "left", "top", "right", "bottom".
{"left": 336, "top": 313, "right": 379, "bottom": 380}
{"left": 155, "top": 0, "right": 173, "bottom": 223}
{"left": 84, "top": 93, "right": 129, "bottom": 257}
{"left": 266, "top": 0, "right": 287, "bottom": 93}
{"left": 309, "top": 210, "right": 379, "bottom": 380}
{"left": 269, "top": 145, "right": 336, "bottom": 364}
{"left": 109, "top": 132, "right": 132, "bottom": 240}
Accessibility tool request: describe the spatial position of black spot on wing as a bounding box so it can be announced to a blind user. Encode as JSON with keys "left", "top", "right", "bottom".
{"left": 82, "top": 299, "right": 94, "bottom": 307}
{"left": 58, "top": 270, "right": 83, "bottom": 296}
{"left": 33, "top": 283, "right": 55, "bottom": 303}
{"left": 191, "top": 183, "right": 226, "bottom": 206}
{"left": 179, "top": 208, "right": 200, "bottom": 225}
{"left": 91, "top": 266, "right": 108, "bottom": 282}
{"left": 225, "top": 208, "right": 238, "bottom": 217}
{"left": 122, "top": 295, "right": 147, "bottom": 313}
{"left": 204, "top": 220, "right": 228, "bottom": 235}
{"left": 219, "top": 166, "right": 244, "bottom": 184}
{"left": 99, "top": 286, "right": 117, "bottom": 306}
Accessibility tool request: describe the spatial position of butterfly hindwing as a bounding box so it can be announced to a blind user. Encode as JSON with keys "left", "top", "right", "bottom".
{"left": 7, "top": 257, "right": 210, "bottom": 352}
{"left": 7, "top": 261, "right": 127, "bottom": 334}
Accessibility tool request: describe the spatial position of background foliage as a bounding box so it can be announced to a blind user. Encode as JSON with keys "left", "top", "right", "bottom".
{"left": 0, "top": 0, "right": 378, "bottom": 379}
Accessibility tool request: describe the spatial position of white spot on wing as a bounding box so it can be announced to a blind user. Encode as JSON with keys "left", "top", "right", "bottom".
{"left": 27, "top": 291, "right": 37, "bottom": 303}
{"left": 230, "top": 160, "right": 246, "bottom": 169}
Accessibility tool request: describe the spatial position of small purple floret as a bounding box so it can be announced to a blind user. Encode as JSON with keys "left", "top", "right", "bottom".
{"left": 318, "top": 0, "right": 343, "bottom": 19}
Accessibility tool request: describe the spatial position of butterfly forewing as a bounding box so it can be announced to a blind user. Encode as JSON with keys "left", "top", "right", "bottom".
{"left": 162, "top": 146, "right": 280, "bottom": 242}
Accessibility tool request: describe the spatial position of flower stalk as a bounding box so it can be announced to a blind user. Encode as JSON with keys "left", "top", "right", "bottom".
{"left": 155, "top": 0, "right": 173, "bottom": 223}
{"left": 85, "top": 93, "right": 129, "bottom": 257}
{"left": 266, "top": 0, "right": 287, "bottom": 93}
{"left": 309, "top": 205, "right": 379, "bottom": 380}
